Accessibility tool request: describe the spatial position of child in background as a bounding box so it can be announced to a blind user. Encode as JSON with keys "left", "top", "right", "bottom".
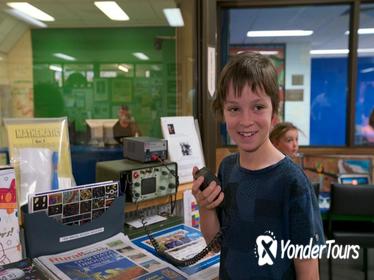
{"left": 192, "top": 52, "right": 324, "bottom": 279}
{"left": 361, "top": 109, "right": 374, "bottom": 144}
{"left": 270, "top": 122, "right": 300, "bottom": 157}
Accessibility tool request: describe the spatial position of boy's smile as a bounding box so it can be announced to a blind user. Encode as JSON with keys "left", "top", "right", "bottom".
{"left": 223, "top": 82, "right": 276, "bottom": 157}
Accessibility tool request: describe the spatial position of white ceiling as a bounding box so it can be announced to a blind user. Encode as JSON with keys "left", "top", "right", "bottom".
{"left": 0, "top": 0, "right": 178, "bottom": 54}
{"left": 229, "top": 4, "right": 374, "bottom": 53}
{"left": 0, "top": 0, "right": 177, "bottom": 28}
{"left": 0, "top": 10, "right": 28, "bottom": 54}
{"left": 1, "top": 1, "right": 374, "bottom": 56}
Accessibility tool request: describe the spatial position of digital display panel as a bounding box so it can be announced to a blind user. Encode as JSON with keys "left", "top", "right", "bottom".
{"left": 141, "top": 177, "right": 156, "bottom": 195}
{"left": 338, "top": 174, "right": 370, "bottom": 185}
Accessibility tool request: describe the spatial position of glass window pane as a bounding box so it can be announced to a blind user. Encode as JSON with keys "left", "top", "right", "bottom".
{"left": 32, "top": 27, "right": 177, "bottom": 143}
{"left": 222, "top": 5, "right": 350, "bottom": 146}
{"left": 0, "top": 0, "right": 196, "bottom": 148}
{"left": 355, "top": 2, "right": 374, "bottom": 145}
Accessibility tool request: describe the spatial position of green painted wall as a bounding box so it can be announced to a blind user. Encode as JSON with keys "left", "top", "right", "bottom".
{"left": 32, "top": 27, "right": 176, "bottom": 143}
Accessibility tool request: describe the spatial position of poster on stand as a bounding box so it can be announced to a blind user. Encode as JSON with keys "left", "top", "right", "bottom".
{"left": 161, "top": 116, "right": 205, "bottom": 183}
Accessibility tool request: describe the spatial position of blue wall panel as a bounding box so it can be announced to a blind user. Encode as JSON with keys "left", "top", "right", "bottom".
{"left": 310, "top": 58, "right": 347, "bottom": 146}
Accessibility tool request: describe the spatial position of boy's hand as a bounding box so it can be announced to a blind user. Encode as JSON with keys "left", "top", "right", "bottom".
{"left": 191, "top": 166, "right": 224, "bottom": 210}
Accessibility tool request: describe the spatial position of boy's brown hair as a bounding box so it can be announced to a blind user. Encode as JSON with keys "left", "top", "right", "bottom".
{"left": 269, "top": 122, "right": 299, "bottom": 144}
{"left": 213, "top": 52, "right": 279, "bottom": 118}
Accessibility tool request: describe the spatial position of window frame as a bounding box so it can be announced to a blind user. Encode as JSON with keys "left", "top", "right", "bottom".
{"left": 214, "top": 0, "right": 374, "bottom": 153}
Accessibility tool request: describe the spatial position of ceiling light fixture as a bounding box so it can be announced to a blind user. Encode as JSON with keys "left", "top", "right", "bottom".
{"left": 118, "top": 65, "right": 129, "bottom": 72}
{"left": 151, "top": 65, "right": 161, "bottom": 71}
{"left": 6, "top": 8, "right": 47, "bottom": 27}
{"left": 53, "top": 53, "right": 76, "bottom": 61}
{"left": 94, "top": 1, "right": 129, "bottom": 21}
{"left": 258, "top": 51, "right": 279, "bottom": 55}
{"left": 361, "top": 67, "right": 374, "bottom": 74}
{"left": 247, "top": 30, "right": 313, "bottom": 37}
{"left": 49, "top": 65, "right": 62, "bottom": 72}
{"left": 7, "top": 2, "right": 54, "bottom": 21}
{"left": 100, "top": 71, "right": 117, "bottom": 78}
{"left": 310, "top": 49, "right": 349, "bottom": 55}
{"left": 345, "top": 28, "right": 374, "bottom": 35}
{"left": 358, "top": 48, "right": 374, "bottom": 53}
{"left": 163, "top": 8, "right": 184, "bottom": 27}
{"left": 133, "top": 52, "right": 149, "bottom": 60}
{"left": 236, "top": 50, "right": 279, "bottom": 56}
{"left": 310, "top": 48, "right": 374, "bottom": 55}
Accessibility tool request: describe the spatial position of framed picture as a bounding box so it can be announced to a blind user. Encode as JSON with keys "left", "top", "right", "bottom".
{"left": 111, "top": 78, "right": 132, "bottom": 103}
{"left": 94, "top": 79, "right": 108, "bottom": 101}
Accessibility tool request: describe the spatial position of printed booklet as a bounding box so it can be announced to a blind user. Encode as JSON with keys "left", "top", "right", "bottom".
{"left": 34, "top": 232, "right": 189, "bottom": 280}
{"left": 4, "top": 117, "right": 74, "bottom": 206}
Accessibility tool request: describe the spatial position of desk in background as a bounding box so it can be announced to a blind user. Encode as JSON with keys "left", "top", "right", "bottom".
{"left": 0, "top": 145, "right": 124, "bottom": 185}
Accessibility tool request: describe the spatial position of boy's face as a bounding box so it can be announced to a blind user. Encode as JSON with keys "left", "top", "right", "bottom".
{"left": 223, "top": 82, "right": 275, "bottom": 154}
{"left": 274, "top": 129, "right": 299, "bottom": 157}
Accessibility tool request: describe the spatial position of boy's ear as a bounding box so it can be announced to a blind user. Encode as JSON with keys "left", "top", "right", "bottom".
{"left": 271, "top": 113, "right": 279, "bottom": 126}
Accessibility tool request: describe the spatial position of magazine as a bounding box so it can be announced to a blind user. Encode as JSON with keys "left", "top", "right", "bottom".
{"left": 34, "top": 232, "right": 189, "bottom": 280}
{"left": 160, "top": 116, "right": 205, "bottom": 183}
{"left": 132, "top": 224, "right": 220, "bottom": 279}
{"left": 0, "top": 258, "right": 48, "bottom": 280}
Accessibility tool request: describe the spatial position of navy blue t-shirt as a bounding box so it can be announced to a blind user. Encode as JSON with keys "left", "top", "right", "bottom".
{"left": 216, "top": 153, "right": 324, "bottom": 280}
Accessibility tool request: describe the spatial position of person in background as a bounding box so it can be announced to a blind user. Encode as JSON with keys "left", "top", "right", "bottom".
{"left": 270, "top": 122, "right": 300, "bottom": 157}
{"left": 361, "top": 109, "right": 374, "bottom": 144}
{"left": 113, "top": 105, "right": 141, "bottom": 144}
{"left": 192, "top": 52, "right": 324, "bottom": 279}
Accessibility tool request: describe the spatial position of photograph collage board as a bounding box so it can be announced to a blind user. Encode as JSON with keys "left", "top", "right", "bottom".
{"left": 28, "top": 181, "right": 120, "bottom": 226}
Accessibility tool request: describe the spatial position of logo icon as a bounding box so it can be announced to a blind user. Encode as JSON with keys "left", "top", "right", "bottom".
{"left": 255, "top": 231, "right": 277, "bottom": 266}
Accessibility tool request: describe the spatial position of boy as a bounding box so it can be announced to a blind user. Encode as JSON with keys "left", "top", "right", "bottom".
{"left": 192, "top": 52, "right": 324, "bottom": 279}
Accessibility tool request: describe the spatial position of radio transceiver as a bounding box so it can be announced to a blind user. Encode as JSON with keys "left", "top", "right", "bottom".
{"left": 96, "top": 159, "right": 177, "bottom": 202}
{"left": 123, "top": 137, "right": 168, "bottom": 163}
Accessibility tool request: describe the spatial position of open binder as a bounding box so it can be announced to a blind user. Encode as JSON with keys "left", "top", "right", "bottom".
{"left": 22, "top": 195, "right": 125, "bottom": 258}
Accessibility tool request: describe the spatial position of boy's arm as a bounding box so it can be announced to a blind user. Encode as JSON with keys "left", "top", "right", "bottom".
{"left": 199, "top": 207, "right": 221, "bottom": 244}
{"left": 192, "top": 167, "right": 224, "bottom": 244}
{"left": 294, "top": 258, "right": 319, "bottom": 280}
